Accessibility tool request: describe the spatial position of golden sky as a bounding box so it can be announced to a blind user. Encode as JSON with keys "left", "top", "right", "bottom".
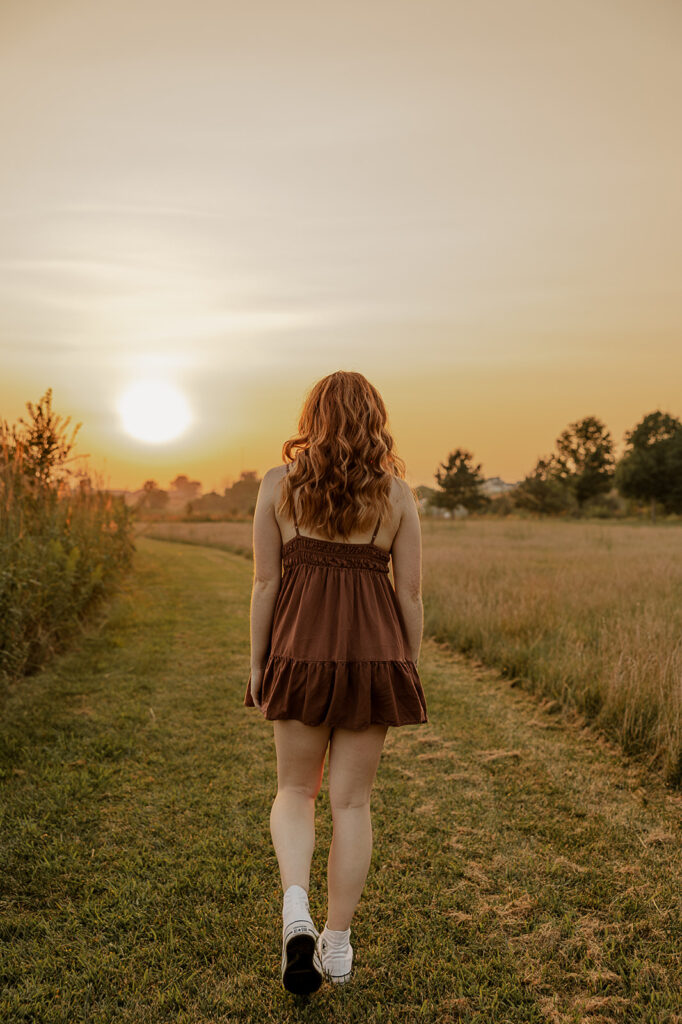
{"left": 1, "top": 0, "right": 680, "bottom": 492}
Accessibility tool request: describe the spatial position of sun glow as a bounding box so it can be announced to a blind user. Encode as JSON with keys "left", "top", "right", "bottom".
{"left": 117, "top": 378, "right": 192, "bottom": 444}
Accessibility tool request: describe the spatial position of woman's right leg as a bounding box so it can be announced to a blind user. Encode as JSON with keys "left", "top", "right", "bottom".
{"left": 326, "top": 724, "right": 388, "bottom": 931}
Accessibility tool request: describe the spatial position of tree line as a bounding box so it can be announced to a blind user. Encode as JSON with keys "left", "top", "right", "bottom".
{"left": 136, "top": 472, "right": 259, "bottom": 515}
{"left": 430, "top": 410, "right": 682, "bottom": 520}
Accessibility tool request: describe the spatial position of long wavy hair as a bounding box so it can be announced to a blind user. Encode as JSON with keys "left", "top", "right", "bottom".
{"left": 277, "top": 371, "right": 412, "bottom": 540}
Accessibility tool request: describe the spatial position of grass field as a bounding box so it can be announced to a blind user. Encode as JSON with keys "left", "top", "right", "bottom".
{"left": 1, "top": 538, "right": 680, "bottom": 1023}
{"left": 140, "top": 516, "right": 682, "bottom": 784}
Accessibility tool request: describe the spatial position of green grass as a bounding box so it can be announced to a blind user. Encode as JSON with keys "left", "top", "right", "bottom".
{"left": 1, "top": 538, "right": 680, "bottom": 1023}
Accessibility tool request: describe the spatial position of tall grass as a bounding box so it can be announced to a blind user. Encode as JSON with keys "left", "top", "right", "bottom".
{"left": 422, "top": 518, "right": 682, "bottom": 785}
{"left": 0, "top": 428, "right": 135, "bottom": 683}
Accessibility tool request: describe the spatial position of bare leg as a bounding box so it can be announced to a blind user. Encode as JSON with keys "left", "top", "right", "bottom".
{"left": 326, "top": 724, "right": 388, "bottom": 930}
{"left": 270, "top": 719, "right": 331, "bottom": 891}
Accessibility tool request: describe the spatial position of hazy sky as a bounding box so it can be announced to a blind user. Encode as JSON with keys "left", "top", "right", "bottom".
{"left": 1, "top": 0, "right": 680, "bottom": 491}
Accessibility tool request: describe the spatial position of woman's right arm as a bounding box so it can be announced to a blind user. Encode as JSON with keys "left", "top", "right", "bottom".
{"left": 391, "top": 479, "right": 424, "bottom": 666}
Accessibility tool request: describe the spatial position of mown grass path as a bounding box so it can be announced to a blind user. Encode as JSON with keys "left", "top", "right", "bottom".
{"left": 1, "top": 538, "right": 680, "bottom": 1024}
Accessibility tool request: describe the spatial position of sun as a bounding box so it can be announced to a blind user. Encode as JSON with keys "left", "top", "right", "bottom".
{"left": 117, "top": 378, "right": 192, "bottom": 444}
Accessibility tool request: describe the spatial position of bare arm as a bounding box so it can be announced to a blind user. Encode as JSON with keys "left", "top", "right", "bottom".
{"left": 249, "top": 468, "right": 283, "bottom": 702}
{"left": 390, "top": 479, "right": 423, "bottom": 665}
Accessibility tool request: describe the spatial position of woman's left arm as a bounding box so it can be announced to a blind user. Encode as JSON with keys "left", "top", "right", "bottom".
{"left": 249, "top": 468, "right": 283, "bottom": 705}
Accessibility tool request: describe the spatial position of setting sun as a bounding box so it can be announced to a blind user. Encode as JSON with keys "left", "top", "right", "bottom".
{"left": 117, "top": 379, "right": 192, "bottom": 444}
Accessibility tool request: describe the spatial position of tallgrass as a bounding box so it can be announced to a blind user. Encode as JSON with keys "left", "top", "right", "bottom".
{"left": 420, "top": 518, "right": 682, "bottom": 784}
{"left": 0, "top": 435, "right": 135, "bottom": 682}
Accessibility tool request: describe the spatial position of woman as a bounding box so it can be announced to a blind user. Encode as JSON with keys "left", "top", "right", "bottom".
{"left": 244, "top": 370, "right": 427, "bottom": 994}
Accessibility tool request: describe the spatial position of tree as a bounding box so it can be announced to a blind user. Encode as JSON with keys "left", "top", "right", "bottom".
{"left": 139, "top": 480, "right": 169, "bottom": 510}
{"left": 170, "top": 474, "right": 201, "bottom": 501}
{"left": 614, "top": 411, "right": 682, "bottom": 521}
{"left": 664, "top": 430, "right": 682, "bottom": 514}
{"left": 223, "top": 471, "right": 261, "bottom": 514}
{"left": 433, "top": 448, "right": 490, "bottom": 513}
{"left": 514, "top": 456, "right": 577, "bottom": 515}
{"left": 553, "top": 415, "right": 615, "bottom": 508}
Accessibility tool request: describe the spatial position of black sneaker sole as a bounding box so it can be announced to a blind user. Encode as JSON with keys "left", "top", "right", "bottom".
{"left": 282, "top": 933, "right": 323, "bottom": 995}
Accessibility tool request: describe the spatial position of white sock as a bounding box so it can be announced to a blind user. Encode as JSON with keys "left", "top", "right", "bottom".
{"left": 322, "top": 922, "right": 351, "bottom": 949}
{"left": 282, "top": 884, "right": 313, "bottom": 928}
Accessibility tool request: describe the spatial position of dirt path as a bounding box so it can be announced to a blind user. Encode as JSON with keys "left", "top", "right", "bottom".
{"left": 1, "top": 538, "right": 680, "bottom": 1024}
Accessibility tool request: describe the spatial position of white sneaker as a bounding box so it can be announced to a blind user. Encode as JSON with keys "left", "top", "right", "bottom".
{"left": 316, "top": 927, "right": 353, "bottom": 984}
{"left": 281, "top": 919, "right": 323, "bottom": 995}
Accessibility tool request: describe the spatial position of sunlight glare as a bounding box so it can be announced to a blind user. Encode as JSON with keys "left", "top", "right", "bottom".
{"left": 118, "top": 378, "right": 192, "bottom": 444}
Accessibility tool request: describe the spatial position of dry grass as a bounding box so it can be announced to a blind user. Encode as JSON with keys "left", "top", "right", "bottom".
{"left": 420, "top": 518, "right": 682, "bottom": 785}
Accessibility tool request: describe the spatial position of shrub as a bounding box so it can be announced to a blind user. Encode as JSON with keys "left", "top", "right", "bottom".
{"left": 0, "top": 391, "right": 135, "bottom": 682}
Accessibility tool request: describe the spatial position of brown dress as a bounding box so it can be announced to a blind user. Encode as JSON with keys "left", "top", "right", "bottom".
{"left": 243, "top": 466, "right": 428, "bottom": 730}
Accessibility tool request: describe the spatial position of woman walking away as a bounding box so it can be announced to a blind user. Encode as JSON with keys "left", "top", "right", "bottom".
{"left": 244, "top": 370, "right": 427, "bottom": 994}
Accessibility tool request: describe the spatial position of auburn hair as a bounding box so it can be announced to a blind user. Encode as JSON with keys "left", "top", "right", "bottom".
{"left": 277, "top": 371, "right": 413, "bottom": 540}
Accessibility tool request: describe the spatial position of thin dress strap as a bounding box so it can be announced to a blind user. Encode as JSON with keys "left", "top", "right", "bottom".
{"left": 369, "top": 515, "right": 381, "bottom": 545}
{"left": 286, "top": 463, "right": 300, "bottom": 536}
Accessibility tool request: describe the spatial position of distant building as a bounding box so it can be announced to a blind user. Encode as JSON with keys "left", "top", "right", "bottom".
{"left": 480, "top": 476, "right": 519, "bottom": 496}
{"left": 419, "top": 476, "right": 517, "bottom": 516}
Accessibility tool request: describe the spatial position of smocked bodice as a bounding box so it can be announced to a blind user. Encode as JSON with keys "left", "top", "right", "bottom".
{"left": 282, "top": 535, "right": 390, "bottom": 574}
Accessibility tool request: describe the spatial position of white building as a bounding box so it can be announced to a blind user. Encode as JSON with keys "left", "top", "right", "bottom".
{"left": 480, "top": 476, "right": 519, "bottom": 496}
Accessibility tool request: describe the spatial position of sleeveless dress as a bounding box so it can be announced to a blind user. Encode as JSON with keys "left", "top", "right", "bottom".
{"left": 243, "top": 466, "right": 428, "bottom": 730}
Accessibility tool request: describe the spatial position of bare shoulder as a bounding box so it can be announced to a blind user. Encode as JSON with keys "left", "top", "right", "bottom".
{"left": 255, "top": 465, "right": 287, "bottom": 506}
{"left": 381, "top": 476, "right": 417, "bottom": 544}
{"left": 393, "top": 475, "right": 416, "bottom": 500}
{"left": 263, "top": 465, "right": 288, "bottom": 488}
{"left": 390, "top": 476, "right": 417, "bottom": 514}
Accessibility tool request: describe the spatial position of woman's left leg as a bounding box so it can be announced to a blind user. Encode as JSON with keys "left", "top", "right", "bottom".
{"left": 270, "top": 719, "right": 332, "bottom": 891}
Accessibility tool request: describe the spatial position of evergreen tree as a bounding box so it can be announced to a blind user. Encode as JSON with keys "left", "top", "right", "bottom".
{"left": 433, "top": 448, "right": 490, "bottom": 513}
